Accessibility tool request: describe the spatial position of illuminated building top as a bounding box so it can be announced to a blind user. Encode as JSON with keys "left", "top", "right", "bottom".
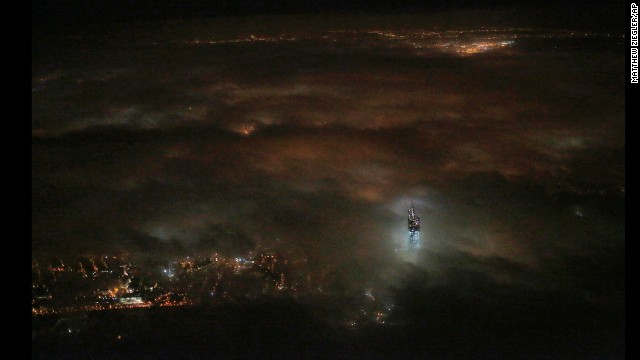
{"left": 408, "top": 203, "right": 420, "bottom": 232}
{"left": 408, "top": 203, "right": 420, "bottom": 248}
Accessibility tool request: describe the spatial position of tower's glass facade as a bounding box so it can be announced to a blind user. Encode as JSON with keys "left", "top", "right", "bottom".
{"left": 408, "top": 204, "right": 420, "bottom": 248}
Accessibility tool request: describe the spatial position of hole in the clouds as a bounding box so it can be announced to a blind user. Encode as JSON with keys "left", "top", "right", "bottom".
{"left": 231, "top": 123, "right": 258, "bottom": 136}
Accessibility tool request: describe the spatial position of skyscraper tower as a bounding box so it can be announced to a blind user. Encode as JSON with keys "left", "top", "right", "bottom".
{"left": 408, "top": 202, "right": 420, "bottom": 248}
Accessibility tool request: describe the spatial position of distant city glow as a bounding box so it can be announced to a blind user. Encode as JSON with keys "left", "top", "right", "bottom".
{"left": 232, "top": 124, "right": 257, "bottom": 136}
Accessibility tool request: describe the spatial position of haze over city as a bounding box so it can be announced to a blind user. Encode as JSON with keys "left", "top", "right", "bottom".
{"left": 32, "top": 2, "right": 625, "bottom": 359}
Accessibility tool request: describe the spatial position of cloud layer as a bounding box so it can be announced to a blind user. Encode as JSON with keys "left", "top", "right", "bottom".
{"left": 33, "top": 18, "right": 624, "bottom": 352}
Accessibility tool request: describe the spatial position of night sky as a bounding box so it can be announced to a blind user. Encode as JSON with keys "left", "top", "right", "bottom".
{"left": 32, "top": 2, "right": 625, "bottom": 358}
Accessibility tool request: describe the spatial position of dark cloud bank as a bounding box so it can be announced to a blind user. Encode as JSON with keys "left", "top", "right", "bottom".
{"left": 32, "top": 13, "right": 624, "bottom": 359}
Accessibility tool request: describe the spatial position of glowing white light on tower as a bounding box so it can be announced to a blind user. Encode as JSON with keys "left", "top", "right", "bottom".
{"left": 408, "top": 203, "right": 421, "bottom": 249}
